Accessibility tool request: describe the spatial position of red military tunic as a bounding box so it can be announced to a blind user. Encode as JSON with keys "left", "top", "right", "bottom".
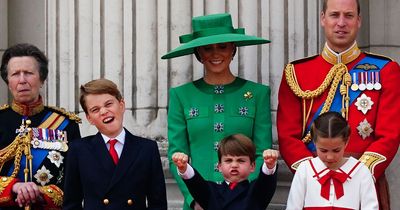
{"left": 278, "top": 42, "right": 400, "bottom": 181}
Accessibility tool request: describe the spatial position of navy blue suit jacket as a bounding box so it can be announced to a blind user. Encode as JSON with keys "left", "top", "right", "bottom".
{"left": 63, "top": 129, "right": 167, "bottom": 210}
{"left": 183, "top": 167, "right": 277, "bottom": 210}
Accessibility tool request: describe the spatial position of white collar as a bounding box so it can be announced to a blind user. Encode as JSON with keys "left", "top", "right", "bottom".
{"left": 101, "top": 128, "right": 126, "bottom": 145}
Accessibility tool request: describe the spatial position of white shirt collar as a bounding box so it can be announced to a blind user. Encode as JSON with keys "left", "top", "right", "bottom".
{"left": 101, "top": 128, "right": 126, "bottom": 145}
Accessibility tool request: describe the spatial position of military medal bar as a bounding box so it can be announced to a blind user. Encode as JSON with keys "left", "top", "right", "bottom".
{"left": 351, "top": 71, "right": 382, "bottom": 91}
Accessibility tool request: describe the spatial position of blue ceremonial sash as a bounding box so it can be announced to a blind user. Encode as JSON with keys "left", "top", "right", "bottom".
{"left": 10, "top": 150, "right": 44, "bottom": 181}
{"left": 8, "top": 111, "right": 70, "bottom": 180}
{"left": 305, "top": 55, "right": 390, "bottom": 152}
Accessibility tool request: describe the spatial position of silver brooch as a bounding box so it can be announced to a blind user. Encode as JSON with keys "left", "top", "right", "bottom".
{"left": 214, "top": 85, "right": 224, "bottom": 94}
{"left": 214, "top": 162, "right": 220, "bottom": 172}
{"left": 238, "top": 107, "right": 249, "bottom": 116}
{"left": 214, "top": 142, "right": 219, "bottom": 151}
{"left": 214, "top": 122, "right": 224, "bottom": 132}
{"left": 188, "top": 108, "right": 199, "bottom": 118}
{"left": 214, "top": 104, "right": 224, "bottom": 113}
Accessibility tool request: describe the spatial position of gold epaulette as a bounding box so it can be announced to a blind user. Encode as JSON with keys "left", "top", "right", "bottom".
{"left": 46, "top": 106, "right": 82, "bottom": 123}
{"left": 0, "top": 104, "right": 9, "bottom": 111}
{"left": 359, "top": 152, "right": 386, "bottom": 177}
{"left": 289, "top": 54, "right": 319, "bottom": 64}
{"left": 365, "top": 52, "right": 393, "bottom": 61}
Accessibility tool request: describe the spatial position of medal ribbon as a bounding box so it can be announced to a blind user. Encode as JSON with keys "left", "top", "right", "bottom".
{"left": 8, "top": 110, "right": 71, "bottom": 180}
{"left": 304, "top": 55, "right": 389, "bottom": 152}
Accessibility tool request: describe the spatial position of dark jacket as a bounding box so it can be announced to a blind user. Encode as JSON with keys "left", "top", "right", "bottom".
{"left": 63, "top": 129, "right": 167, "bottom": 210}
{"left": 183, "top": 166, "right": 277, "bottom": 210}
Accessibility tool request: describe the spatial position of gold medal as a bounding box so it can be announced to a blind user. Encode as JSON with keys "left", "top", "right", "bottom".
{"left": 350, "top": 72, "right": 358, "bottom": 91}
{"left": 351, "top": 84, "right": 359, "bottom": 91}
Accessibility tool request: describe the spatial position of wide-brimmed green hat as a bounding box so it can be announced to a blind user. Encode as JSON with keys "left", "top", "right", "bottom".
{"left": 161, "top": 13, "right": 270, "bottom": 59}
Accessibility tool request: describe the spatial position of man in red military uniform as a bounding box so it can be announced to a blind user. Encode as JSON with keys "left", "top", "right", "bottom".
{"left": 277, "top": 0, "right": 400, "bottom": 209}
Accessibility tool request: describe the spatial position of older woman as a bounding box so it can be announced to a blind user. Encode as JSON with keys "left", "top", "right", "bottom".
{"left": 162, "top": 13, "right": 273, "bottom": 210}
{"left": 0, "top": 43, "right": 81, "bottom": 210}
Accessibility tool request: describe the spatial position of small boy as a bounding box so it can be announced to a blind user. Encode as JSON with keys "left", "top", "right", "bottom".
{"left": 172, "top": 134, "right": 278, "bottom": 210}
{"left": 63, "top": 79, "right": 167, "bottom": 210}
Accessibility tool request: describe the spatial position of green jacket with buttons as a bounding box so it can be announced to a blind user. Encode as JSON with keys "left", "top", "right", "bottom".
{"left": 167, "top": 77, "right": 273, "bottom": 210}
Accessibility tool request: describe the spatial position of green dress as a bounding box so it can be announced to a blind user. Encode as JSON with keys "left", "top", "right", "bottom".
{"left": 168, "top": 77, "right": 273, "bottom": 210}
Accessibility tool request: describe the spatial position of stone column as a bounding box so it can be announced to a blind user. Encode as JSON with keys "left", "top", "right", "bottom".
{"left": 369, "top": 1, "right": 400, "bottom": 209}
{"left": 0, "top": 0, "right": 8, "bottom": 104}
{"left": 5, "top": 0, "right": 400, "bottom": 209}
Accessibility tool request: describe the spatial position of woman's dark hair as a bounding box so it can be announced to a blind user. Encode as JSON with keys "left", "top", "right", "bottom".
{"left": 311, "top": 112, "right": 351, "bottom": 143}
{"left": 0, "top": 43, "right": 49, "bottom": 84}
{"left": 194, "top": 43, "right": 237, "bottom": 62}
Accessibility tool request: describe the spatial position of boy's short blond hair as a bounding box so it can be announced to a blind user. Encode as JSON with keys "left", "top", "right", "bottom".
{"left": 80, "top": 78, "right": 123, "bottom": 114}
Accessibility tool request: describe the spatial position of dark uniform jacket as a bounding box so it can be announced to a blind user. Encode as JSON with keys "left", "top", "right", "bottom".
{"left": 0, "top": 101, "right": 81, "bottom": 210}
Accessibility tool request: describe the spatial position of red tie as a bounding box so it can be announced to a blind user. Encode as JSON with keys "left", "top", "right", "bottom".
{"left": 229, "top": 182, "right": 237, "bottom": 190}
{"left": 108, "top": 139, "right": 119, "bottom": 164}
{"left": 318, "top": 170, "right": 349, "bottom": 200}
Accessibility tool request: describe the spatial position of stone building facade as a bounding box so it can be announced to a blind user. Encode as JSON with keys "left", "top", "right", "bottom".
{"left": 1, "top": 0, "right": 399, "bottom": 209}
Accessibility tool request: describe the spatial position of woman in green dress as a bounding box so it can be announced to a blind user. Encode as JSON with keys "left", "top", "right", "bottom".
{"left": 162, "top": 13, "right": 273, "bottom": 210}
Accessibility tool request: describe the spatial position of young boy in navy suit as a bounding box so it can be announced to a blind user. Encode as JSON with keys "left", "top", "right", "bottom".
{"left": 63, "top": 78, "right": 167, "bottom": 210}
{"left": 172, "top": 134, "right": 278, "bottom": 210}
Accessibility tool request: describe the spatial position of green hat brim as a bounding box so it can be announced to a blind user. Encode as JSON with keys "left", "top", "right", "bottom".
{"left": 161, "top": 34, "right": 270, "bottom": 59}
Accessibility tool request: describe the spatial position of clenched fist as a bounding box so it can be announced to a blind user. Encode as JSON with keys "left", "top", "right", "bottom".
{"left": 172, "top": 152, "right": 189, "bottom": 173}
{"left": 263, "top": 149, "right": 279, "bottom": 169}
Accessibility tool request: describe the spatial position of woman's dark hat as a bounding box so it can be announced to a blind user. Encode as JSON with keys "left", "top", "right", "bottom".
{"left": 161, "top": 13, "right": 270, "bottom": 59}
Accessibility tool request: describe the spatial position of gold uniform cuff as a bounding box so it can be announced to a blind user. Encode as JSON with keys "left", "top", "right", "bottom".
{"left": 39, "top": 185, "right": 64, "bottom": 207}
{"left": 359, "top": 152, "right": 386, "bottom": 177}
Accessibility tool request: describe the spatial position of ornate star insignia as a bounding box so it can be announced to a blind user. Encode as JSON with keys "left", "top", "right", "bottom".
{"left": 34, "top": 166, "right": 53, "bottom": 186}
{"left": 355, "top": 93, "right": 374, "bottom": 114}
{"left": 47, "top": 151, "right": 64, "bottom": 168}
{"left": 357, "top": 119, "right": 374, "bottom": 139}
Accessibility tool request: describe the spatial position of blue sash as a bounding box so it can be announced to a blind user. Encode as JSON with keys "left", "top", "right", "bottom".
{"left": 305, "top": 55, "right": 389, "bottom": 152}
{"left": 8, "top": 111, "right": 70, "bottom": 180}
